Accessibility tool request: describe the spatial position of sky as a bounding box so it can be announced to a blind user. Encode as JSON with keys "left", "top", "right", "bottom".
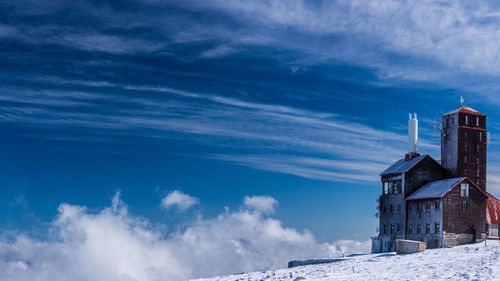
{"left": 3, "top": 0, "right": 500, "bottom": 280}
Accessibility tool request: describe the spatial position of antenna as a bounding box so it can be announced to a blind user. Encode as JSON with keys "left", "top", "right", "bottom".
{"left": 408, "top": 113, "right": 418, "bottom": 153}
{"left": 460, "top": 96, "right": 464, "bottom": 105}
{"left": 431, "top": 117, "right": 442, "bottom": 145}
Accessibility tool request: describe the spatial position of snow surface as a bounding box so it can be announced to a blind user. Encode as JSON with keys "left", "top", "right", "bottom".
{"left": 193, "top": 241, "right": 500, "bottom": 281}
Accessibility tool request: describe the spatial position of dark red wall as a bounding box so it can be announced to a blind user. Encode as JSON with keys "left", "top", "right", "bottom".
{"left": 443, "top": 180, "right": 486, "bottom": 239}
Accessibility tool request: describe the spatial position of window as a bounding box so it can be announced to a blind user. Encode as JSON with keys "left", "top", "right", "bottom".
{"left": 476, "top": 117, "right": 480, "bottom": 126}
{"left": 462, "top": 201, "right": 468, "bottom": 211}
{"left": 409, "top": 224, "right": 413, "bottom": 234}
{"left": 452, "top": 117, "right": 455, "bottom": 125}
{"left": 464, "top": 156, "right": 468, "bottom": 163}
{"left": 477, "top": 169, "right": 480, "bottom": 177}
{"left": 390, "top": 204, "right": 393, "bottom": 213}
{"left": 464, "top": 169, "right": 468, "bottom": 176}
{"left": 460, "top": 183, "right": 469, "bottom": 197}
{"left": 479, "top": 132, "right": 483, "bottom": 142}
{"left": 383, "top": 224, "right": 387, "bottom": 234}
{"left": 465, "top": 144, "right": 468, "bottom": 151}
{"left": 397, "top": 204, "right": 401, "bottom": 212}
{"left": 426, "top": 201, "right": 431, "bottom": 210}
{"left": 390, "top": 224, "right": 394, "bottom": 234}
{"left": 383, "top": 180, "right": 401, "bottom": 195}
{"left": 382, "top": 205, "right": 386, "bottom": 213}
{"left": 477, "top": 145, "right": 480, "bottom": 153}
{"left": 465, "top": 115, "right": 469, "bottom": 124}
{"left": 397, "top": 224, "right": 401, "bottom": 233}
{"left": 435, "top": 223, "right": 440, "bottom": 234}
{"left": 417, "top": 224, "right": 422, "bottom": 234}
{"left": 426, "top": 223, "right": 430, "bottom": 234}
{"left": 477, "top": 157, "right": 480, "bottom": 164}
{"left": 435, "top": 201, "right": 440, "bottom": 209}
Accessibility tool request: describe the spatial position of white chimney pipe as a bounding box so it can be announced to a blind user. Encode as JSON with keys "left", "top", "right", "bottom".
{"left": 408, "top": 113, "right": 418, "bottom": 153}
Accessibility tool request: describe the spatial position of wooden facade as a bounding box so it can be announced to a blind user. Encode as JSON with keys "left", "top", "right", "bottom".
{"left": 404, "top": 156, "right": 447, "bottom": 197}
{"left": 442, "top": 179, "right": 487, "bottom": 239}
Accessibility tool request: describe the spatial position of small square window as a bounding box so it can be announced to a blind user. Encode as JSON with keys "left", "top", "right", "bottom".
{"left": 435, "top": 201, "right": 440, "bottom": 209}
{"left": 426, "top": 223, "right": 430, "bottom": 234}
{"left": 465, "top": 144, "right": 468, "bottom": 151}
{"left": 435, "top": 223, "right": 440, "bottom": 234}
{"left": 464, "top": 169, "right": 468, "bottom": 176}
{"left": 417, "top": 224, "right": 422, "bottom": 234}
{"left": 465, "top": 115, "right": 469, "bottom": 124}
{"left": 390, "top": 224, "right": 394, "bottom": 234}
{"left": 464, "top": 156, "right": 468, "bottom": 163}
{"left": 409, "top": 224, "right": 413, "bottom": 234}
{"left": 476, "top": 117, "right": 480, "bottom": 126}
{"left": 462, "top": 201, "right": 468, "bottom": 211}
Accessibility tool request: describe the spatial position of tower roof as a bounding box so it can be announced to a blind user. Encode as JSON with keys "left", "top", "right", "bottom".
{"left": 442, "top": 105, "right": 486, "bottom": 117}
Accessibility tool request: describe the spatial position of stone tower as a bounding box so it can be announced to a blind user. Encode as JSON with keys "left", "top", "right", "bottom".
{"left": 441, "top": 103, "right": 488, "bottom": 190}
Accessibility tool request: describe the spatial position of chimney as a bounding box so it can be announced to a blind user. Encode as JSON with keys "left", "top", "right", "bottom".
{"left": 406, "top": 113, "right": 420, "bottom": 161}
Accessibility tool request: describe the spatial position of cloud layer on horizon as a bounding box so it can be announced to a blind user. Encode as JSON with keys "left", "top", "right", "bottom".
{"left": 0, "top": 192, "right": 370, "bottom": 280}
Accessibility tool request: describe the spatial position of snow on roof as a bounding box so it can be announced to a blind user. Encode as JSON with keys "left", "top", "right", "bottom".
{"left": 443, "top": 105, "right": 486, "bottom": 117}
{"left": 380, "top": 154, "right": 428, "bottom": 176}
{"left": 406, "top": 177, "right": 466, "bottom": 200}
{"left": 486, "top": 192, "right": 500, "bottom": 224}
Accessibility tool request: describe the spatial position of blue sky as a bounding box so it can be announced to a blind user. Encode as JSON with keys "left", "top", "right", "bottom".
{"left": 3, "top": 1, "right": 500, "bottom": 278}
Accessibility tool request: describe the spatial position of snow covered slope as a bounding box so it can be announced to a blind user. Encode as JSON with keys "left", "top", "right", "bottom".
{"left": 193, "top": 241, "right": 500, "bottom": 281}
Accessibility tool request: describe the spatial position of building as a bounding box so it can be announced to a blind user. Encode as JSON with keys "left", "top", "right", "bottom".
{"left": 486, "top": 192, "right": 500, "bottom": 238}
{"left": 372, "top": 102, "right": 497, "bottom": 253}
{"left": 441, "top": 105, "right": 487, "bottom": 190}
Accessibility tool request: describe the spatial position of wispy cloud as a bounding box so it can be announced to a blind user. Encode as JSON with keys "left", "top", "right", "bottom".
{"left": 0, "top": 78, "right": 411, "bottom": 183}
{"left": 200, "top": 45, "right": 236, "bottom": 58}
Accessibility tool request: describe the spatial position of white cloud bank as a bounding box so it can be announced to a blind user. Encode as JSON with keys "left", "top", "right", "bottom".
{"left": 0, "top": 192, "right": 370, "bottom": 281}
{"left": 161, "top": 190, "right": 199, "bottom": 211}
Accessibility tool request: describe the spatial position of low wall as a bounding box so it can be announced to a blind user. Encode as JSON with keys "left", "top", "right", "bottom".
{"left": 288, "top": 258, "right": 344, "bottom": 268}
{"left": 442, "top": 233, "right": 473, "bottom": 248}
{"left": 396, "top": 239, "right": 426, "bottom": 254}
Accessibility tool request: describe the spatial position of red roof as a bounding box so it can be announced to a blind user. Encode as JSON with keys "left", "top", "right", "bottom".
{"left": 486, "top": 192, "right": 500, "bottom": 224}
{"left": 443, "top": 105, "right": 486, "bottom": 117}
